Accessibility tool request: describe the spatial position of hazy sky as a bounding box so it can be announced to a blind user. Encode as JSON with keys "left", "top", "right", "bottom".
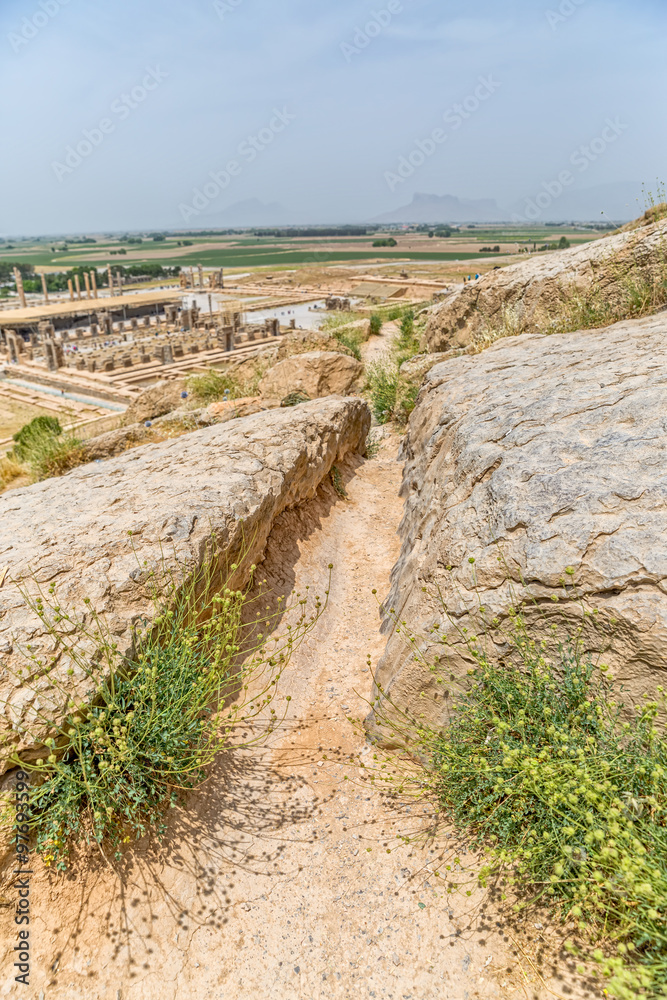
{"left": 1, "top": 0, "right": 665, "bottom": 233}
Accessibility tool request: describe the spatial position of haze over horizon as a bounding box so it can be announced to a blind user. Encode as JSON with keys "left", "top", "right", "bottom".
{"left": 2, "top": 0, "right": 665, "bottom": 235}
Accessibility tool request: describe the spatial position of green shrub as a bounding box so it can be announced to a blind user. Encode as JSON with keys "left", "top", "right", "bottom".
{"left": 365, "top": 350, "right": 421, "bottom": 426}
{"left": 12, "top": 416, "right": 62, "bottom": 460}
{"left": 395, "top": 382, "right": 420, "bottom": 425}
{"left": 186, "top": 368, "right": 243, "bottom": 403}
{"left": 27, "top": 432, "right": 85, "bottom": 480}
{"left": 365, "top": 355, "right": 400, "bottom": 423}
{"left": 7, "top": 548, "right": 327, "bottom": 869}
{"left": 395, "top": 309, "right": 421, "bottom": 364}
{"left": 11, "top": 416, "right": 84, "bottom": 481}
{"left": 369, "top": 313, "right": 383, "bottom": 337}
{"left": 369, "top": 586, "right": 667, "bottom": 999}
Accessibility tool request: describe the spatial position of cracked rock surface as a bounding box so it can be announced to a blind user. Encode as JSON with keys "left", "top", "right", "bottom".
{"left": 369, "top": 314, "right": 667, "bottom": 733}
{"left": 0, "top": 397, "right": 370, "bottom": 767}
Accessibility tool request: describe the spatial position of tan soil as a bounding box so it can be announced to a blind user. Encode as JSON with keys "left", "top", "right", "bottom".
{"left": 363, "top": 320, "right": 399, "bottom": 364}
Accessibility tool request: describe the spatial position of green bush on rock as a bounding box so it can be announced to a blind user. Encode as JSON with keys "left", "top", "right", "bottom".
{"left": 368, "top": 582, "right": 667, "bottom": 1000}
{"left": 4, "top": 548, "right": 328, "bottom": 869}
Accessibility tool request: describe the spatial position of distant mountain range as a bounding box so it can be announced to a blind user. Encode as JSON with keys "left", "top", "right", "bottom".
{"left": 372, "top": 193, "right": 505, "bottom": 224}
{"left": 187, "top": 183, "right": 646, "bottom": 230}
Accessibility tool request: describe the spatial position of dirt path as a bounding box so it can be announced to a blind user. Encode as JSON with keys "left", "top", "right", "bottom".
{"left": 363, "top": 320, "right": 398, "bottom": 364}
{"left": 1, "top": 443, "right": 588, "bottom": 1000}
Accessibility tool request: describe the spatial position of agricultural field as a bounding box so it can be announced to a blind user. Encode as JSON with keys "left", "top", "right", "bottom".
{"left": 0, "top": 223, "right": 605, "bottom": 280}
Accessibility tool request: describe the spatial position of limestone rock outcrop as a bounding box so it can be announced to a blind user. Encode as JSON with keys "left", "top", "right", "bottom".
{"left": 367, "top": 314, "right": 667, "bottom": 737}
{"left": 425, "top": 217, "right": 667, "bottom": 352}
{"left": 121, "top": 379, "right": 186, "bottom": 425}
{"left": 258, "top": 351, "right": 363, "bottom": 402}
{"left": 0, "top": 397, "right": 370, "bottom": 768}
{"left": 276, "top": 329, "right": 355, "bottom": 360}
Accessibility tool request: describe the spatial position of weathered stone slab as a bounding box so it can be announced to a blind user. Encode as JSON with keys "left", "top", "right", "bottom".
{"left": 368, "top": 314, "right": 667, "bottom": 736}
{"left": 0, "top": 397, "right": 370, "bottom": 768}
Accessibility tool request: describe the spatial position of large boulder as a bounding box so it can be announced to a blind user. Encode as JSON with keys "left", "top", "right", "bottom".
{"left": 276, "top": 329, "right": 355, "bottom": 360}
{"left": 258, "top": 351, "right": 363, "bottom": 402}
{"left": 425, "top": 216, "right": 667, "bottom": 352}
{"left": 0, "top": 397, "right": 370, "bottom": 768}
{"left": 367, "top": 314, "right": 667, "bottom": 737}
{"left": 121, "top": 379, "right": 186, "bottom": 425}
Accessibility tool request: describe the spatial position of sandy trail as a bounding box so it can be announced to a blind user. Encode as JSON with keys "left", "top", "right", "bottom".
{"left": 363, "top": 320, "right": 399, "bottom": 364}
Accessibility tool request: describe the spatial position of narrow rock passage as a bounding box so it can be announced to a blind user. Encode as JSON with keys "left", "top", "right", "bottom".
{"left": 1, "top": 441, "right": 589, "bottom": 1000}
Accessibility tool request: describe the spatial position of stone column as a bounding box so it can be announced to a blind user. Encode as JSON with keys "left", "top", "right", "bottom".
{"left": 40, "top": 272, "right": 50, "bottom": 304}
{"left": 84, "top": 273, "right": 92, "bottom": 299}
{"left": 38, "top": 321, "right": 55, "bottom": 343}
{"left": 44, "top": 339, "right": 59, "bottom": 371}
{"left": 75, "top": 274, "right": 82, "bottom": 300}
{"left": 198, "top": 264, "right": 204, "bottom": 288}
{"left": 91, "top": 270, "right": 98, "bottom": 298}
{"left": 97, "top": 312, "right": 112, "bottom": 337}
{"left": 68, "top": 279, "right": 74, "bottom": 301}
{"left": 107, "top": 266, "right": 114, "bottom": 296}
{"left": 115, "top": 271, "right": 122, "bottom": 294}
{"left": 6, "top": 331, "right": 20, "bottom": 364}
{"left": 13, "top": 268, "right": 26, "bottom": 308}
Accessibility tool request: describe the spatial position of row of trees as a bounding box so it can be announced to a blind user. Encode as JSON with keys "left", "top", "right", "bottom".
{"left": 0, "top": 262, "right": 181, "bottom": 294}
